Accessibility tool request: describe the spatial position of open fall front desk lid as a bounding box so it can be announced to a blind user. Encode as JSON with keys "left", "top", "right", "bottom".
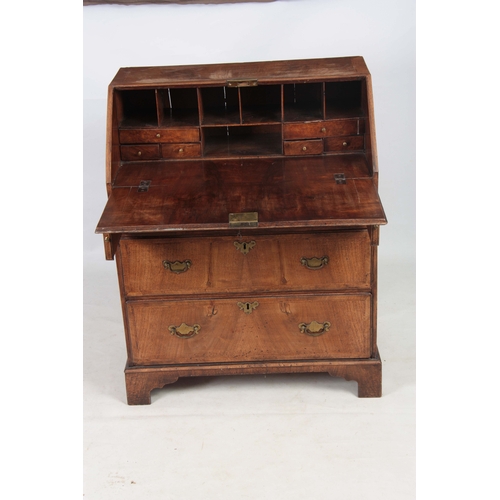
{"left": 96, "top": 156, "right": 387, "bottom": 234}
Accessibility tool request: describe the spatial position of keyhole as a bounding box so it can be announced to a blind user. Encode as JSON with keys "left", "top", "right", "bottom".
{"left": 246, "top": 303, "right": 250, "bottom": 311}
{"left": 243, "top": 243, "right": 247, "bottom": 251}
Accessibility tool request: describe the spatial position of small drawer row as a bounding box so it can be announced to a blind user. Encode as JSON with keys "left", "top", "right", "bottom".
{"left": 121, "top": 143, "right": 201, "bottom": 161}
{"left": 284, "top": 135, "right": 364, "bottom": 156}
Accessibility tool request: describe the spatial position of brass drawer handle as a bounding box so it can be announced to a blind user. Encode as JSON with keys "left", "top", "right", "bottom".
{"left": 299, "top": 321, "right": 331, "bottom": 337}
{"left": 234, "top": 240, "right": 256, "bottom": 254}
{"left": 300, "top": 256, "right": 329, "bottom": 270}
{"left": 237, "top": 301, "right": 259, "bottom": 314}
{"left": 169, "top": 322, "right": 200, "bottom": 339}
{"left": 162, "top": 259, "right": 192, "bottom": 274}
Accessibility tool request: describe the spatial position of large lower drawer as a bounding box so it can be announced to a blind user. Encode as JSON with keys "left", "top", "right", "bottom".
{"left": 126, "top": 294, "right": 371, "bottom": 365}
{"left": 119, "top": 231, "right": 371, "bottom": 297}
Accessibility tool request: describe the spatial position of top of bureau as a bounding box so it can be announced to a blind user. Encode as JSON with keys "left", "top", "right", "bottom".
{"left": 97, "top": 56, "right": 386, "bottom": 235}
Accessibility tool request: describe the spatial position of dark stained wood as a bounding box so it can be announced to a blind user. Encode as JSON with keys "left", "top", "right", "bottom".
{"left": 324, "top": 136, "right": 364, "bottom": 152}
{"left": 97, "top": 57, "right": 385, "bottom": 403}
{"left": 283, "top": 119, "right": 359, "bottom": 140}
{"left": 96, "top": 159, "right": 386, "bottom": 233}
{"left": 119, "top": 127, "right": 200, "bottom": 144}
{"left": 284, "top": 139, "right": 323, "bottom": 156}
{"left": 161, "top": 143, "right": 201, "bottom": 158}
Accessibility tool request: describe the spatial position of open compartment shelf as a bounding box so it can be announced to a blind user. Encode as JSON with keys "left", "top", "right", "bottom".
{"left": 284, "top": 83, "right": 323, "bottom": 122}
{"left": 240, "top": 85, "right": 282, "bottom": 124}
{"left": 118, "top": 89, "right": 159, "bottom": 128}
{"left": 200, "top": 86, "right": 240, "bottom": 125}
{"left": 325, "top": 80, "right": 364, "bottom": 118}
{"left": 203, "top": 124, "right": 282, "bottom": 157}
{"left": 158, "top": 88, "right": 200, "bottom": 127}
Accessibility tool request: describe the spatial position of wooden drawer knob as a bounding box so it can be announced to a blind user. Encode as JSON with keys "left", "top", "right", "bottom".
{"left": 342, "top": 141, "right": 348, "bottom": 147}
{"left": 137, "top": 151, "right": 142, "bottom": 156}
{"left": 156, "top": 133, "right": 161, "bottom": 138}
{"left": 321, "top": 127, "right": 326, "bottom": 133}
{"left": 302, "top": 146, "right": 307, "bottom": 151}
{"left": 179, "top": 148, "right": 184, "bottom": 153}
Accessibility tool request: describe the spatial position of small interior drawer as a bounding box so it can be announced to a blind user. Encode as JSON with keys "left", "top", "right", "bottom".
{"left": 324, "top": 135, "right": 365, "bottom": 152}
{"left": 284, "top": 139, "right": 323, "bottom": 156}
{"left": 119, "top": 128, "right": 200, "bottom": 144}
{"left": 161, "top": 143, "right": 201, "bottom": 158}
{"left": 120, "top": 144, "right": 160, "bottom": 161}
{"left": 283, "top": 119, "right": 359, "bottom": 140}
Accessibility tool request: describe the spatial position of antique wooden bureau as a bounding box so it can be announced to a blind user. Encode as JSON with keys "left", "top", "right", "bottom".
{"left": 96, "top": 56, "right": 387, "bottom": 405}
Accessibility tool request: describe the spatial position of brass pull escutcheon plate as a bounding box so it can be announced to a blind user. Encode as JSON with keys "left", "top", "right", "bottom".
{"left": 237, "top": 301, "right": 259, "bottom": 314}
{"left": 163, "top": 260, "right": 192, "bottom": 274}
{"left": 298, "top": 321, "right": 331, "bottom": 337}
{"left": 169, "top": 323, "right": 200, "bottom": 339}
{"left": 234, "top": 240, "right": 256, "bottom": 255}
{"left": 300, "top": 256, "right": 329, "bottom": 270}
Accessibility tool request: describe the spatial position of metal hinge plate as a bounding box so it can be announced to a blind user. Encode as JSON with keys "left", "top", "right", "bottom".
{"left": 334, "top": 173, "right": 346, "bottom": 184}
{"left": 226, "top": 79, "right": 258, "bottom": 87}
{"left": 138, "top": 180, "right": 151, "bottom": 192}
{"left": 229, "top": 212, "right": 258, "bottom": 228}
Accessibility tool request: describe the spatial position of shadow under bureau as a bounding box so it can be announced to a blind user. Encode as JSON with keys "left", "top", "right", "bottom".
{"left": 96, "top": 57, "right": 387, "bottom": 404}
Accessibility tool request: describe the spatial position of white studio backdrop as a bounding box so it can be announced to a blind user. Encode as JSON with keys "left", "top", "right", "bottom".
{"left": 83, "top": 0, "right": 415, "bottom": 264}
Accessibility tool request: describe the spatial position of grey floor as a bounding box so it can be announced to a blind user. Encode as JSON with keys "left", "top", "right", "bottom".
{"left": 83, "top": 248, "right": 415, "bottom": 499}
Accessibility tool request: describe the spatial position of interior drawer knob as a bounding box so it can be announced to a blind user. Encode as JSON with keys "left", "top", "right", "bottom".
{"left": 168, "top": 323, "right": 200, "bottom": 339}
{"left": 178, "top": 148, "right": 184, "bottom": 153}
{"left": 302, "top": 146, "right": 307, "bottom": 151}
{"left": 298, "top": 321, "right": 331, "bottom": 337}
{"left": 156, "top": 133, "right": 161, "bottom": 138}
{"left": 137, "top": 151, "right": 142, "bottom": 156}
{"left": 321, "top": 127, "right": 326, "bottom": 133}
{"left": 342, "top": 141, "right": 348, "bottom": 146}
{"left": 300, "top": 256, "right": 329, "bottom": 270}
{"left": 162, "top": 259, "right": 192, "bottom": 274}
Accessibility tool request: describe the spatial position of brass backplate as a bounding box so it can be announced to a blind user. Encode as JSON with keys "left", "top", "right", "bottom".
{"left": 229, "top": 212, "right": 258, "bottom": 228}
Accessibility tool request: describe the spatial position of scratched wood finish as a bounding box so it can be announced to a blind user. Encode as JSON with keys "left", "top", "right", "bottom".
{"left": 96, "top": 57, "right": 386, "bottom": 403}
{"left": 119, "top": 231, "right": 371, "bottom": 297}
{"left": 96, "top": 159, "right": 386, "bottom": 233}
{"left": 126, "top": 294, "right": 371, "bottom": 365}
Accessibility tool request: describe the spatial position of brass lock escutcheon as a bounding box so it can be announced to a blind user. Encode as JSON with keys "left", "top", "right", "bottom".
{"left": 237, "top": 301, "right": 259, "bottom": 314}
{"left": 229, "top": 212, "right": 258, "bottom": 228}
{"left": 298, "top": 321, "right": 331, "bottom": 337}
{"left": 168, "top": 323, "right": 201, "bottom": 339}
{"left": 234, "top": 240, "right": 256, "bottom": 255}
{"left": 226, "top": 79, "right": 258, "bottom": 87}
{"left": 300, "top": 256, "right": 329, "bottom": 270}
{"left": 163, "top": 259, "right": 192, "bottom": 274}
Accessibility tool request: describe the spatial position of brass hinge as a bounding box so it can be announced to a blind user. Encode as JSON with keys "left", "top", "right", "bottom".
{"left": 229, "top": 212, "right": 258, "bottom": 228}
{"left": 334, "top": 173, "right": 346, "bottom": 184}
{"left": 138, "top": 180, "right": 151, "bottom": 192}
{"left": 226, "top": 79, "right": 258, "bottom": 87}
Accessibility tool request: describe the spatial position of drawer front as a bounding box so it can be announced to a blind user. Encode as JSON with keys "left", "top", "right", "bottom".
{"left": 161, "top": 143, "right": 201, "bottom": 159}
{"left": 126, "top": 294, "right": 372, "bottom": 365}
{"left": 119, "top": 128, "right": 200, "bottom": 144}
{"left": 120, "top": 144, "right": 160, "bottom": 161}
{"left": 324, "top": 135, "right": 364, "bottom": 152}
{"left": 120, "top": 231, "right": 371, "bottom": 297}
{"left": 283, "top": 119, "right": 358, "bottom": 140}
{"left": 284, "top": 139, "right": 323, "bottom": 156}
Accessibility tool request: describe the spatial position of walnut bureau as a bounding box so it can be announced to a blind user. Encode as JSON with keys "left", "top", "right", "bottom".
{"left": 95, "top": 57, "right": 387, "bottom": 405}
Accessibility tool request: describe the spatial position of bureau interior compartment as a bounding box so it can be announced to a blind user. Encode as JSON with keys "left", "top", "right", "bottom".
{"left": 118, "top": 89, "right": 158, "bottom": 127}
{"left": 157, "top": 87, "right": 199, "bottom": 127}
{"left": 284, "top": 83, "right": 323, "bottom": 121}
{"left": 325, "top": 80, "right": 364, "bottom": 118}
{"left": 240, "top": 85, "right": 282, "bottom": 123}
{"left": 200, "top": 86, "right": 240, "bottom": 125}
{"left": 202, "top": 124, "right": 282, "bottom": 157}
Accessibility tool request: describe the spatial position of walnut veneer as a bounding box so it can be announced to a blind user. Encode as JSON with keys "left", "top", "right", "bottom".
{"left": 96, "top": 56, "right": 387, "bottom": 404}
